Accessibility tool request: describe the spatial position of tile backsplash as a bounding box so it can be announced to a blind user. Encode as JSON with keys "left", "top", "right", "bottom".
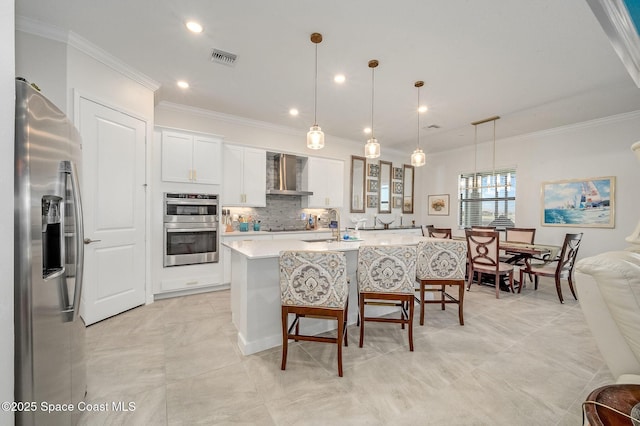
{"left": 222, "top": 195, "right": 330, "bottom": 231}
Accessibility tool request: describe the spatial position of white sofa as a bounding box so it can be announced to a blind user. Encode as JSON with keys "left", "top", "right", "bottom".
{"left": 575, "top": 248, "right": 640, "bottom": 384}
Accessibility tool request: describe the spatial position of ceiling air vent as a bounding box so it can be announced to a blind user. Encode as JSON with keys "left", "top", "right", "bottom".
{"left": 211, "top": 49, "right": 237, "bottom": 66}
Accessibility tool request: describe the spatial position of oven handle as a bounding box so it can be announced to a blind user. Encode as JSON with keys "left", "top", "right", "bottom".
{"left": 165, "top": 224, "right": 218, "bottom": 233}
{"left": 164, "top": 198, "right": 218, "bottom": 206}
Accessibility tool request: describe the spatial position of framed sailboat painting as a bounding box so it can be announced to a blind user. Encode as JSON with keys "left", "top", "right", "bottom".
{"left": 541, "top": 176, "right": 615, "bottom": 228}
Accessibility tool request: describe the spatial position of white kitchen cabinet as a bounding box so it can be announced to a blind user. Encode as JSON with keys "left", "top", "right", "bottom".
{"left": 222, "top": 144, "right": 266, "bottom": 206}
{"left": 161, "top": 130, "right": 222, "bottom": 184}
{"left": 303, "top": 157, "right": 344, "bottom": 208}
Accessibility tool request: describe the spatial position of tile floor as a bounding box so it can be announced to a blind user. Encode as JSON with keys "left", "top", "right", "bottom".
{"left": 79, "top": 277, "right": 613, "bottom": 425}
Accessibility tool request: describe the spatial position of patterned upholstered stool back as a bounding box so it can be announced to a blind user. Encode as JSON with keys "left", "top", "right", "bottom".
{"left": 417, "top": 239, "right": 467, "bottom": 280}
{"left": 357, "top": 245, "right": 417, "bottom": 294}
{"left": 279, "top": 251, "right": 348, "bottom": 308}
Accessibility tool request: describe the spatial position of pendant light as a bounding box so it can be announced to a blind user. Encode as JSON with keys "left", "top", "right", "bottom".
{"left": 364, "top": 59, "right": 380, "bottom": 158}
{"left": 411, "top": 81, "right": 426, "bottom": 167}
{"left": 307, "top": 33, "right": 324, "bottom": 150}
{"left": 470, "top": 115, "right": 500, "bottom": 190}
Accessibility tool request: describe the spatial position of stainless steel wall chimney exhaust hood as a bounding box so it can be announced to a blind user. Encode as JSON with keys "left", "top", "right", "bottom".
{"left": 266, "top": 153, "right": 313, "bottom": 196}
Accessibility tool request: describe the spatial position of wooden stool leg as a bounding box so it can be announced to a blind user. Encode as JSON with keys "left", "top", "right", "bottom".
{"left": 458, "top": 283, "right": 464, "bottom": 326}
{"left": 281, "top": 307, "right": 288, "bottom": 371}
{"left": 408, "top": 297, "right": 414, "bottom": 352}
{"left": 440, "top": 285, "right": 445, "bottom": 310}
{"left": 359, "top": 293, "right": 365, "bottom": 348}
{"left": 420, "top": 282, "right": 425, "bottom": 326}
{"left": 337, "top": 310, "right": 344, "bottom": 377}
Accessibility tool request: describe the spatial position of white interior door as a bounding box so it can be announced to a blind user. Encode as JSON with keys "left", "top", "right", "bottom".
{"left": 78, "top": 97, "right": 146, "bottom": 325}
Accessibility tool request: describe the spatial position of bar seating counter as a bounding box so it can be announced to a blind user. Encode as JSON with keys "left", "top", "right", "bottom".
{"left": 223, "top": 234, "right": 425, "bottom": 355}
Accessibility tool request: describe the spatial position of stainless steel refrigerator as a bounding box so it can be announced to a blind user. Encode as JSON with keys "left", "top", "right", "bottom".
{"left": 14, "top": 78, "right": 86, "bottom": 426}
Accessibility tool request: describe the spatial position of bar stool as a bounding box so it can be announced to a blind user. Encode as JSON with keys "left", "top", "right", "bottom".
{"left": 357, "top": 245, "right": 417, "bottom": 351}
{"left": 415, "top": 238, "right": 468, "bottom": 326}
{"left": 279, "top": 250, "right": 349, "bottom": 376}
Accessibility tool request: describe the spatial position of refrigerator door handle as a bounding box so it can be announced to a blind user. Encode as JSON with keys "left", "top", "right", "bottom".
{"left": 63, "top": 160, "right": 85, "bottom": 322}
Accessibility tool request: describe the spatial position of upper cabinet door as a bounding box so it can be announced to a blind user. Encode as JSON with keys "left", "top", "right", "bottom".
{"left": 161, "top": 130, "right": 222, "bottom": 184}
{"left": 222, "top": 144, "right": 266, "bottom": 207}
{"left": 161, "top": 131, "right": 193, "bottom": 183}
{"left": 304, "top": 157, "right": 344, "bottom": 208}
{"left": 242, "top": 147, "right": 266, "bottom": 207}
{"left": 192, "top": 136, "right": 222, "bottom": 184}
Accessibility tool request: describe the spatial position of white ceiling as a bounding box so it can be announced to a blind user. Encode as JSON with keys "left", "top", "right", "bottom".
{"left": 15, "top": 0, "right": 640, "bottom": 153}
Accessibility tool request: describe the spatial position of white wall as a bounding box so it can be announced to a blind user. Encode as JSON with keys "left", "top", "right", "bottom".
{"left": 15, "top": 30, "right": 67, "bottom": 110}
{"left": 1, "top": 2, "right": 15, "bottom": 425}
{"left": 420, "top": 111, "right": 640, "bottom": 259}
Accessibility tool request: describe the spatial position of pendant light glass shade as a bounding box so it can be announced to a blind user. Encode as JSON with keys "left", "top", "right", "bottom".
{"left": 411, "top": 148, "right": 425, "bottom": 167}
{"left": 364, "top": 60, "right": 380, "bottom": 158}
{"left": 307, "top": 33, "right": 324, "bottom": 150}
{"left": 307, "top": 125, "right": 324, "bottom": 149}
{"left": 365, "top": 137, "right": 380, "bottom": 158}
{"left": 411, "top": 81, "right": 426, "bottom": 167}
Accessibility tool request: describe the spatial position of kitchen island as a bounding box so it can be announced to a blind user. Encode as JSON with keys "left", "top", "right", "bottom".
{"left": 223, "top": 234, "right": 426, "bottom": 355}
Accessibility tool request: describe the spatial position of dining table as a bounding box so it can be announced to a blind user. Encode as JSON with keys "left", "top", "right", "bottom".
{"left": 454, "top": 236, "right": 561, "bottom": 290}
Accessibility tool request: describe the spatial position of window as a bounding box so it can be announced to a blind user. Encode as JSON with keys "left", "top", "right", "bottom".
{"left": 458, "top": 168, "right": 516, "bottom": 229}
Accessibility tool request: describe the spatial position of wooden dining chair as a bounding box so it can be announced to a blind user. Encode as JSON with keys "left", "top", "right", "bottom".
{"left": 518, "top": 233, "right": 583, "bottom": 303}
{"left": 357, "top": 245, "right": 417, "bottom": 351}
{"left": 427, "top": 227, "right": 452, "bottom": 239}
{"left": 415, "top": 239, "right": 468, "bottom": 325}
{"left": 505, "top": 227, "right": 536, "bottom": 244}
{"left": 501, "top": 227, "right": 536, "bottom": 264}
{"left": 465, "top": 229, "right": 515, "bottom": 299}
{"left": 280, "top": 250, "right": 349, "bottom": 376}
{"left": 422, "top": 225, "right": 434, "bottom": 237}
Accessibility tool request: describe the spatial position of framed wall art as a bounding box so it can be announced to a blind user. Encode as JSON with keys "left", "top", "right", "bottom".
{"left": 367, "top": 194, "right": 378, "bottom": 208}
{"left": 541, "top": 176, "right": 615, "bottom": 228}
{"left": 428, "top": 194, "right": 450, "bottom": 216}
{"left": 367, "top": 163, "right": 379, "bottom": 177}
{"left": 393, "top": 196, "right": 402, "bottom": 209}
{"left": 393, "top": 167, "right": 403, "bottom": 180}
{"left": 367, "top": 179, "right": 378, "bottom": 192}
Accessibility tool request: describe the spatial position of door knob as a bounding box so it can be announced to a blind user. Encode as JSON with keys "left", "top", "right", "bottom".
{"left": 83, "top": 238, "right": 102, "bottom": 245}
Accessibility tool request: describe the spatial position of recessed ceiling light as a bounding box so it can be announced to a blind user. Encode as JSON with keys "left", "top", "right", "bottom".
{"left": 418, "top": 105, "right": 428, "bottom": 113}
{"left": 289, "top": 108, "right": 299, "bottom": 116}
{"left": 186, "top": 21, "right": 203, "bottom": 33}
{"left": 363, "top": 127, "right": 371, "bottom": 134}
{"left": 177, "top": 80, "right": 189, "bottom": 89}
{"left": 334, "top": 74, "right": 346, "bottom": 84}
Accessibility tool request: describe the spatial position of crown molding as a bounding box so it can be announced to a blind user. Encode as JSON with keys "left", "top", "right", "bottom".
{"left": 156, "top": 101, "right": 307, "bottom": 137}
{"left": 16, "top": 15, "right": 159, "bottom": 91}
{"left": 510, "top": 109, "right": 640, "bottom": 142}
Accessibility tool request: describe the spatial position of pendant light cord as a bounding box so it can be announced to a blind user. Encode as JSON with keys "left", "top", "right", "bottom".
{"left": 416, "top": 86, "right": 421, "bottom": 150}
{"left": 313, "top": 42, "right": 318, "bottom": 126}
{"left": 370, "top": 66, "right": 375, "bottom": 138}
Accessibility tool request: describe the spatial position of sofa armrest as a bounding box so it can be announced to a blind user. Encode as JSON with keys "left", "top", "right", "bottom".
{"left": 575, "top": 251, "right": 640, "bottom": 381}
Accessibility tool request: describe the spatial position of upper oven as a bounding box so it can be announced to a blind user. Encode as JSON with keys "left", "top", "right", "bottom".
{"left": 164, "top": 193, "right": 218, "bottom": 223}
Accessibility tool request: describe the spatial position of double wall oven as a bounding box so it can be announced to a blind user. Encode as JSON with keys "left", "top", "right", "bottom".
{"left": 164, "top": 193, "right": 218, "bottom": 267}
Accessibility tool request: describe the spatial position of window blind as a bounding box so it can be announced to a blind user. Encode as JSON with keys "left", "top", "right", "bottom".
{"left": 458, "top": 168, "right": 517, "bottom": 230}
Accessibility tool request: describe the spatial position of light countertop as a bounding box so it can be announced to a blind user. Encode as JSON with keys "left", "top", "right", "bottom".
{"left": 222, "top": 234, "right": 427, "bottom": 259}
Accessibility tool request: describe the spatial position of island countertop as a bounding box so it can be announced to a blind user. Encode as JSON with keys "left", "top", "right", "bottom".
{"left": 222, "top": 234, "right": 427, "bottom": 259}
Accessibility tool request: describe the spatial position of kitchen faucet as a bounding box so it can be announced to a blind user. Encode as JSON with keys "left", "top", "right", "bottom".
{"left": 329, "top": 209, "right": 340, "bottom": 240}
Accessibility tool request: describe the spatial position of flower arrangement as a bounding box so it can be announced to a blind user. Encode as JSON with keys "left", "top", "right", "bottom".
{"left": 431, "top": 198, "right": 446, "bottom": 211}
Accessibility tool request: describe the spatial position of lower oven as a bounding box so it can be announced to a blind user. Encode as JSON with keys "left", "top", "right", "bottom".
{"left": 164, "top": 222, "right": 219, "bottom": 267}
